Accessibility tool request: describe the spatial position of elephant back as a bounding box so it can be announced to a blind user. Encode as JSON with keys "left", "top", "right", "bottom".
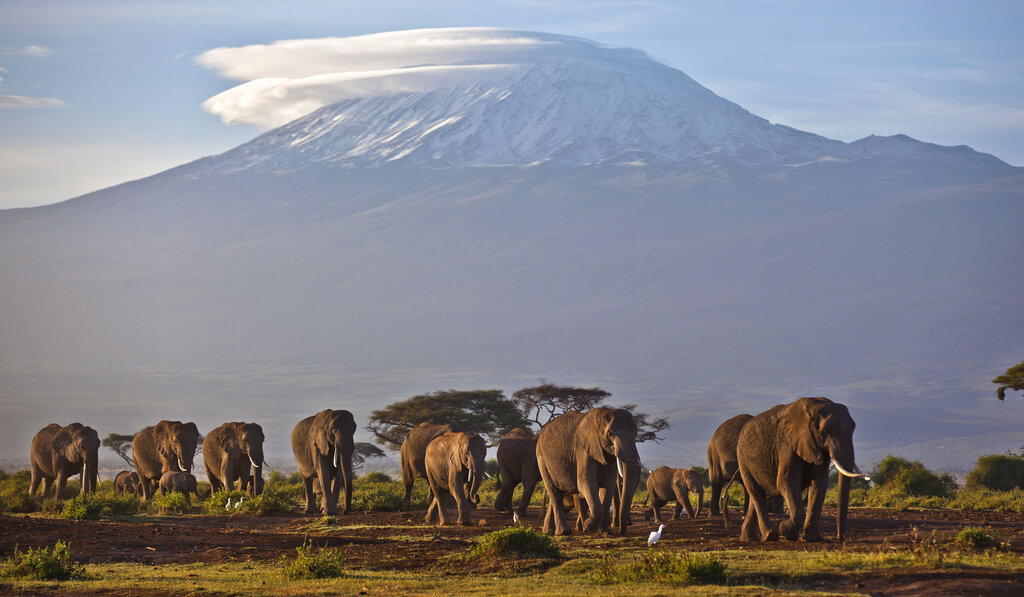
{"left": 535, "top": 411, "right": 585, "bottom": 493}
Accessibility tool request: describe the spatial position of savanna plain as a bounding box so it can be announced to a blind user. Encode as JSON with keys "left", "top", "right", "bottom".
{"left": 2, "top": 464, "right": 1024, "bottom": 597}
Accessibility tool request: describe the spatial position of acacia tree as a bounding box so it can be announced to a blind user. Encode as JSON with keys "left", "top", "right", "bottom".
{"left": 352, "top": 442, "right": 386, "bottom": 471}
{"left": 994, "top": 360, "right": 1024, "bottom": 401}
{"left": 101, "top": 433, "right": 134, "bottom": 468}
{"left": 367, "top": 389, "right": 532, "bottom": 451}
{"left": 511, "top": 380, "right": 670, "bottom": 442}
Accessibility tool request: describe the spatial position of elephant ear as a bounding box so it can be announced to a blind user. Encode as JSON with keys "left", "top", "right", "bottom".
{"left": 50, "top": 427, "right": 76, "bottom": 462}
{"left": 780, "top": 399, "right": 826, "bottom": 465}
{"left": 183, "top": 422, "right": 200, "bottom": 443}
{"left": 217, "top": 425, "right": 238, "bottom": 454}
{"left": 153, "top": 422, "right": 176, "bottom": 465}
{"left": 580, "top": 410, "right": 610, "bottom": 466}
{"left": 312, "top": 411, "right": 333, "bottom": 456}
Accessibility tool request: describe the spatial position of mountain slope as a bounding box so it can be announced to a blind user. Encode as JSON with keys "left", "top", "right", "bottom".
{"left": 0, "top": 29, "right": 1022, "bottom": 473}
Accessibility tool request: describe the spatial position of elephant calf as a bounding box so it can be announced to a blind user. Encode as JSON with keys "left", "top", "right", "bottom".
{"left": 159, "top": 471, "right": 199, "bottom": 503}
{"left": 115, "top": 471, "right": 142, "bottom": 496}
{"left": 643, "top": 466, "right": 704, "bottom": 524}
{"left": 424, "top": 431, "right": 486, "bottom": 526}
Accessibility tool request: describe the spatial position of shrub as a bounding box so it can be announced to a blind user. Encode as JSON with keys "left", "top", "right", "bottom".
{"left": 872, "top": 455, "right": 956, "bottom": 497}
{"left": 0, "top": 541, "right": 88, "bottom": 580}
{"left": 593, "top": 551, "right": 726, "bottom": 585}
{"left": 59, "top": 494, "right": 104, "bottom": 521}
{"left": 954, "top": 527, "right": 1003, "bottom": 551}
{"left": 468, "top": 527, "right": 560, "bottom": 560}
{"left": 350, "top": 482, "right": 406, "bottom": 512}
{"left": 148, "top": 491, "right": 193, "bottom": 515}
{"left": 1, "top": 492, "right": 40, "bottom": 514}
{"left": 280, "top": 541, "right": 345, "bottom": 579}
{"left": 205, "top": 489, "right": 246, "bottom": 514}
{"left": 238, "top": 484, "right": 298, "bottom": 515}
{"left": 359, "top": 471, "right": 392, "bottom": 483}
{"left": 966, "top": 455, "right": 1024, "bottom": 491}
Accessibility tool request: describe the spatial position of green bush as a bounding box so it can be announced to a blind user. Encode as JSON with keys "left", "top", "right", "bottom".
{"left": 239, "top": 484, "right": 298, "bottom": 515}
{"left": 966, "top": 455, "right": 1024, "bottom": 491}
{"left": 59, "top": 494, "right": 104, "bottom": 520}
{"left": 280, "top": 541, "right": 345, "bottom": 579}
{"left": 954, "top": 527, "right": 1003, "bottom": 551}
{"left": 148, "top": 491, "right": 193, "bottom": 515}
{"left": 205, "top": 489, "right": 246, "bottom": 514}
{"left": 351, "top": 481, "right": 406, "bottom": 512}
{"left": 871, "top": 455, "right": 956, "bottom": 497}
{"left": 359, "top": 471, "right": 392, "bottom": 483}
{"left": 0, "top": 541, "right": 88, "bottom": 580}
{"left": 593, "top": 551, "right": 727, "bottom": 585}
{"left": 468, "top": 527, "right": 560, "bottom": 560}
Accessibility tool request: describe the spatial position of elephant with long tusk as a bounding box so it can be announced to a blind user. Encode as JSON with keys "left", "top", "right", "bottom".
{"left": 132, "top": 421, "right": 201, "bottom": 501}
{"left": 291, "top": 409, "right": 357, "bottom": 516}
{"left": 203, "top": 422, "right": 267, "bottom": 497}
{"left": 735, "top": 397, "right": 867, "bottom": 542}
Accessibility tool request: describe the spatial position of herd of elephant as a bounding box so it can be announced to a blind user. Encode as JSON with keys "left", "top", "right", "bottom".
{"left": 27, "top": 397, "right": 869, "bottom": 542}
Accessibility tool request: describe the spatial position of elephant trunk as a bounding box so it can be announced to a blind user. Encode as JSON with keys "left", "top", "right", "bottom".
{"left": 617, "top": 459, "right": 641, "bottom": 534}
{"left": 837, "top": 469, "right": 851, "bottom": 540}
{"left": 695, "top": 484, "right": 704, "bottom": 518}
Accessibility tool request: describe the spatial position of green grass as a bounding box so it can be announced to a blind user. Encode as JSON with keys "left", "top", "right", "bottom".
{"left": 279, "top": 541, "right": 346, "bottom": 580}
{"left": 593, "top": 551, "right": 727, "bottom": 586}
{"left": 954, "top": 527, "right": 1004, "bottom": 551}
{"left": 467, "top": 527, "right": 561, "bottom": 560}
{"left": 0, "top": 541, "right": 89, "bottom": 581}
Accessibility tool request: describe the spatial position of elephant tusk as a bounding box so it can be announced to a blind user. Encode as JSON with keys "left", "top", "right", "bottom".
{"left": 484, "top": 471, "right": 494, "bottom": 481}
{"left": 831, "top": 458, "right": 871, "bottom": 481}
{"left": 249, "top": 455, "right": 260, "bottom": 469}
{"left": 616, "top": 457, "right": 623, "bottom": 479}
{"left": 334, "top": 448, "right": 340, "bottom": 468}
{"left": 177, "top": 458, "right": 188, "bottom": 472}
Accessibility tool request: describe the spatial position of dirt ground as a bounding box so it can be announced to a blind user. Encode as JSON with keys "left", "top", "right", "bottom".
{"left": 2, "top": 506, "right": 1023, "bottom": 595}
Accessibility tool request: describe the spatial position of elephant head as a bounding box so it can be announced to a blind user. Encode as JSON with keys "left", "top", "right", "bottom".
{"left": 311, "top": 409, "right": 357, "bottom": 505}
{"left": 219, "top": 422, "right": 266, "bottom": 471}
{"left": 681, "top": 468, "right": 705, "bottom": 518}
{"left": 458, "top": 433, "right": 488, "bottom": 506}
{"left": 52, "top": 423, "right": 100, "bottom": 494}
{"left": 780, "top": 397, "right": 869, "bottom": 539}
{"left": 580, "top": 407, "right": 642, "bottom": 534}
{"left": 154, "top": 420, "right": 200, "bottom": 473}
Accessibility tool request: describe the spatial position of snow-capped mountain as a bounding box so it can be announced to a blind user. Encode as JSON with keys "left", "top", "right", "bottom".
{"left": 1, "top": 29, "right": 1022, "bottom": 475}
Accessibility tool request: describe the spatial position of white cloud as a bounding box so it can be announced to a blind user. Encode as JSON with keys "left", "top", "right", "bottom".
{"left": 8, "top": 45, "right": 52, "bottom": 57}
{"left": 197, "top": 27, "right": 644, "bottom": 129}
{"left": 0, "top": 95, "right": 65, "bottom": 108}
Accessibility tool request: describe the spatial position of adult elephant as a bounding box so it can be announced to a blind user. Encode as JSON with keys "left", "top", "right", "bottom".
{"left": 707, "top": 414, "right": 753, "bottom": 516}
{"left": 736, "top": 397, "right": 869, "bottom": 542}
{"left": 643, "top": 466, "right": 704, "bottom": 524}
{"left": 536, "top": 407, "right": 642, "bottom": 536}
{"left": 29, "top": 423, "right": 100, "bottom": 499}
{"left": 424, "top": 430, "right": 486, "bottom": 526}
{"left": 132, "top": 420, "right": 201, "bottom": 500}
{"left": 400, "top": 422, "right": 463, "bottom": 504}
{"left": 203, "top": 422, "right": 266, "bottom": 496}
{"left": 114, "top": 471, "right": 141, "bottom": 496}
{"left": 291, "top": 409, "right": 356, "bottom": 515}
{"left": 494, "top": 427, "right": 540, "bottom": 518}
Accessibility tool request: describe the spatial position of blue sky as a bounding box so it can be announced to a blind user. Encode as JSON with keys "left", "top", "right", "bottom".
{"left": 1, "top": 0, "right": 1022, "bottom": 209}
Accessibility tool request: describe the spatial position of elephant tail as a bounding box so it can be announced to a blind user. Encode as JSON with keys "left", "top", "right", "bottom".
{"left": 721, "top": 468, "right": 741, "bottom": 530}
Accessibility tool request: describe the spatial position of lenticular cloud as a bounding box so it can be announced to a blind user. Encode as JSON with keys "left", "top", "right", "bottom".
{"left": 197, "top": 27, "right": 647, "bottom": 129}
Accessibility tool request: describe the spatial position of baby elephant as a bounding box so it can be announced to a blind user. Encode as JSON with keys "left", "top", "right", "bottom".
{"left": 159, "top": 471, "right": 199, "bottom": 503}
{"left": 644, "top": 466, "right": 705, "bottom": 524}
{"left": 114, "top": 470, "right": 141, "bottom": 496}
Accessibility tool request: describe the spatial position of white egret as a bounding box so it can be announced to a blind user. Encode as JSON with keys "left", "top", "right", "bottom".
{"left": 648, "top": 524, "right": 664, "bottom": 546}
{"left": 225, "top": 498, "right": 233, "bottom": 511}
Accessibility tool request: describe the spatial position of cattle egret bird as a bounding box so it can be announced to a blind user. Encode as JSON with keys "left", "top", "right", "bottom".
{"left": 513, "top": 511, "right": 520, "bottom": 524}
{"left": 648, "top": 524, "right": 665, "bottom": 546}
{"left": 235, "top": 497, "right": 244, "bottom": 509}
{"left": 225, "top": 498, "right": 233, "bottom": 511}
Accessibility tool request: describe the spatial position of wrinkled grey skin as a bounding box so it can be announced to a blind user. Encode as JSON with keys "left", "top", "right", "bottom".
{"left": 159, "top": 471, "right": 198, "bottom": 503}
{"left": 132, "top": 420, "right": 201, "bottom": 500}
{"left": 494, "top": 427, "right": 540, "bottom": 518}
{"left": 536, "top": 407, "right": 642, "bottom": 536}
{"left": 643, "top": 466, "right": 705, "bottom": 523}
{"left": 400, "top": 422, "right": 463, "bottom": 504}
{"left": 736, "top": 397, "right": 864, "bottom": 542}
{"left": 707, "top": 414, "right": 753, "bottom": 516}
{"left": 29, "top": 423, "right": 100, "bottom": 500}
{"left": 203, "top": 422, "right": 266, "bottom": 497}
{"left": 291, "top": 409, "right": 356, "bottom": 515}
{"left": 424, "top": 431, "right": 487, "bottom": 526}
{"left": 114, "top": 471, "right": 141, "bottom": 496}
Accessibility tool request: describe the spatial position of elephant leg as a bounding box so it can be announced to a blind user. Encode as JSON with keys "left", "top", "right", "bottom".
{"left": 41, "top": 477, "right": 54, "bottom": 499}
{"left": 739, "top": 469, "right": 776, "bottom": 542}
{"left": 675, "top": 486, "right": 695, "bottom": 519}
{"left": 518, "top": 475, "right": 539, "bottom": 519}
{"left": 205, "top": 462, "right": 221, "bottom": 494}
{"left": 550, "top": 488, "right": 571, "bottom": 536}
{"left": 802, "top": 470, "right": 829, "bottom": 542}
{"left": 301, "top": 476, "right": 316, "bottom": 514}
{"left": 28, "top": 464, "right": 42, "bottom": 497}
{"left": 709, "top": 477, "right": 722, "bottom": 516}
{"left": 651, "top": 498, "right": 665, "bottom": 524}
{"left": 315, "top": 453, "right": 337, "bottom": 515}
{"left": 54, "top": 472, "right": 68, "bottom": 500}
{"left": 777, "top": 475, "right": 804, "bottom": 542}
{"left": 450, "top": 475, "right": 471, "bottom": 526}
